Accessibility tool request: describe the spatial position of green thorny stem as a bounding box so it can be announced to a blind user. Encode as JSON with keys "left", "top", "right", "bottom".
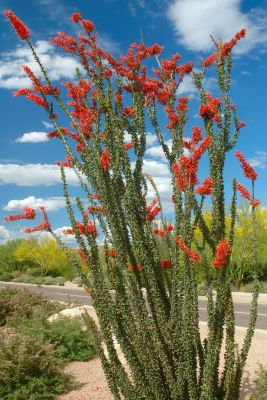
{"left": 9, "top": 19, "right": 259, "bottom": 400}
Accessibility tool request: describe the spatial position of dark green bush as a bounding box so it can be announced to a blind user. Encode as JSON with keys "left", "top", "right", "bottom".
{"left": 0, "top": 272, "right": 14, "bottom": 281}
{"left": 45, "top": 316, "right": 97, "bottom": 362}
{"left": 0, "top": 334, "right": 70, "bottom": 400}
{"left": 0, "top": 288, "right": 60, "bottom": 327}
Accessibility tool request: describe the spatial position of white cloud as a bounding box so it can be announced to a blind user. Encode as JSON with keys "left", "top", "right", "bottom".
{"left": 177, "top": 75, "right": 197, "bottom": 96}
{"left": 15, "top": 131, "right": 48, "bottom": 143}
{"left": 0, "top": 226, "right": 11, "bottom": 244}
{"left": 146, "top": 140, "right": 172, "bottom": 161}
{"left": 0, "top": 40, "right": 80, "bottom": 90}
{"left": 0, "top": 163, "right": 79, "bottom": 186}
{"left": 248, "top": 151, "right": 267, "bottom": 169}
{"left": 3, "top": 196, "right": 68, "bottom": 212}
{"left": 167, "top": 0, "right": 267, "bottom": 54}
{"left": 42, "top": 121, "right": 54, "bottom": 130}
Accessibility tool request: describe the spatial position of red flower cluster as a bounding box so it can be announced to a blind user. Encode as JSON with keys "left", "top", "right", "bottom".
{"left": 175, "top": 238, "right": 201, "bottom": 263}
{"left": 146, "top": 199, "right": 160, "bottom": 221}
{"left": 195, "top": 177, "right": 213, "bottom": 196}
{"left": 183, "top": 126, "right": 203, "bottom": 151}
{"left": 50, "top": 32, "right": 77, "bottom": 53}
{"left": 220, "top": 29, "right": 247, "bottom": 58}
{"left": 77, "top": 248, "right": 88, "bottom": 268}
{"left": 100, "top": 148, "right": 111, "bottom": 171}
{"left": 5, "top": 10, "right": 31, "bottom": 40}
{"left": 5, "top": 207, "right": 36, "bottom": 222}
{"left": 235, "top": 183, "right": 260, "bottom": 208}
{"left": 199, "top": 93, "right": 221, "bottom": 124}
{"left": 165, "top": 97, "right": 190, "bottom": 130}
{"left": 70, "top": 12, "right": 82, "bottom": 23}
{"left": 201, "top": 29, "right": 246, "bottom": 68}
{"left": 23, "top": 207, "right": 51, "bottom": 233}
{"left": 160, "top": 259, "right": 172, "bottom": 269}
{"left": 202, "top": 52, "right": 217, "bottom": 68}
{"left": 88, "top": 205, "right": 106, "bottom": 215}
{"left": 172, "top": 136, "right": 213, "bottom": 192}
{"left": 153, "top": 224, "right": 174, "bottom": 237}
{"left": 211, "top": 239, "right": 230, "bottom": 269}
{"left": 124, "top": 141, "right": 134, "bottom": 150}
{"left": 128, "top": 264, "right": 143, "bottom": 272}
{"left": 63, "top": 220, "right": 98, "bottom": 237}
{"left": 56, "top": 155, "right": 73, "bottom": 168}
{"left": 235, "top": 151, "right": 257, "bottom": 180}
{"left": 107, "top": 248, "right": 116, "bottom": 257}
{"left": 81, "top": 19, "right": 95, "bottom": 34}
{"left": 122, "top": 106, "right": 134, "bottom": 118}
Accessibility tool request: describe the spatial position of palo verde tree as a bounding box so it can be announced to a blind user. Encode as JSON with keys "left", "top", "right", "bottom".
{"left": 4, "top": 10, "right": 261, "bottom": 400}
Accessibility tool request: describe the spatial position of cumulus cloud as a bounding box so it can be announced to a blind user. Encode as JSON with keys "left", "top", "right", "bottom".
{"left": 0, "top": 163, "right": 79, "bottom": 186}
{"left": 248, "top": 151, "right": 267, "bottom": 169}
{"left": 167, "top": 0, "right": 267, "bottom": 54}
{"left": 3, "top": 196, "right": 68, "bottom": 212}
{"left": 0, "top": 226, "right": 10, "bottom": 243}
{"left": 0, "top": 40, "right": 80, "bottom": 90}
{"left": 15, "top": 131, "right": 48, "bottom": 143}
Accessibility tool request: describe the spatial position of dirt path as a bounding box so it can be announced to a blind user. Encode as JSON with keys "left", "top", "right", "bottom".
{"left": 59, "top": 324, "right": 267, "bottom": 400}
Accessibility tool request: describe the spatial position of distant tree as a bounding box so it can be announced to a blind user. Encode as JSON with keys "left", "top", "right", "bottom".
{"left": 0, "top": 239, "right": 33, "bottom": 273}
{"left": 14, "top": 237, "right": 72, "bottom": 276}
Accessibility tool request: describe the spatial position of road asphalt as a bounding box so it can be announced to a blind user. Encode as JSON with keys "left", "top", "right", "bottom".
{"left": 1, "top": 281, "right": 267, "bottom": 330}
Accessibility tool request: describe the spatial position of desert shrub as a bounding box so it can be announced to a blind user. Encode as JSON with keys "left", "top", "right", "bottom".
{"left": 0, "top": 288, "right": 60, "bottom": 327}
{"left": 13, "top": 274, "right": 36, "bottom": 284}
{"left": 241, "top": 281, "right": 267, "bottom": 293}
{"left": 0, "top": 272, "right": 14, "bottom": 281}
{"left": 54, "top": 276, "right": 65, "bottom": 286}
{"left": 72, "top": 276, "right": 83, "bottom": 286}
{"left": 0, "top": 334, "right": 70, "bottom": 400}
{"left": 45, "top": 316, "right": 97, "bottom": 362}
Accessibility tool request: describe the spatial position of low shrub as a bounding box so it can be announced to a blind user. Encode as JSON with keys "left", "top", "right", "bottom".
{"left": 13, "top": 273, "right": 36, "bottom": 284}
{"left": 0, "top": 334, "right": 70, "bottom": 400}
{"left": 45, "top": 316, "right": 97, "bottom": 362}
{"left": 248, "top": 365, "right": 267, "bottom": 399}
{"left": 0, "top": 272, "right": 14, "bottom": 282}
{"left": 241, "top": 281, "right": 267, "bottom": 293}
{"left": 0, "top": 288, "right": 60, "bottom": 327}
{"left": 71, "top": 276, "right": 83, "bottom": 286}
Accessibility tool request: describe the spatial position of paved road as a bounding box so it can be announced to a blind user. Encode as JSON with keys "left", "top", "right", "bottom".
{"left": 1, "top": 282, "right": 267, "bottom": 330}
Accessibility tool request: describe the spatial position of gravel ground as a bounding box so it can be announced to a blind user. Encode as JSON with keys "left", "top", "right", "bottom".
{"left": 59, "top": 323, "right": 267, "bottom": 400}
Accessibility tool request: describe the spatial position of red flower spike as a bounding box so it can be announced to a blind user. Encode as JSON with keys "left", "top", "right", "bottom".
{"left": 235, "top": 151, "right": 257, "bottom": 180}
{"left": 235, "top": 182, "right": 251, "bottom": 201}
{"left": 107, "top": 249, "right": 116, "bottom": 257}
{"left": 81, "top": 19, "right": 95, "bottom": 34}
{"left": 165, "top": 224, "right": 174, "bottom": 232}
{"left": 211, "top": 239, "right": 230, "bottom": 269}
{"left": 70, "top": 12, "right": 82, "bottom": 23}
{"left": 124, "top": 142, "right": 134, "bottom": 150}
{"left": 5, "top": 10, "right": 31, "bottom": 40}
{"left": 160, "top": 259, "right": 172, "bottom": 269}
{"left": 25, "top": 93, "right": 47, "bottom": 108}
{"left": 100, "top": 148, "right": 111, "bottom": 171}
{"left": 153, "top": 229, "right": 166, "bottom": 237}
{"left": 175, "top": 237, "right": 201, "bottom": 264}
{"left": 5, "top": 207, "right": 36, "bottom": 222}
{"left": 56, "top": 155, "right": 73, "bottom": 168}
{"left": 77, "top": 248, "right": 88, "bottom": 269}
{"left": 202, "top": 52, "right": 217, "bottom": 68}
{"left": 195, "top": 177, "right": 213, "bottom": 196}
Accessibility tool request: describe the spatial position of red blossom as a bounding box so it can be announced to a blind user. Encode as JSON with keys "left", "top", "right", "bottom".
{"left": 124, "top": 141, "right": 134, "bottom": 150}
{"left": 5, "top": 10, "right": 31, "bottom": 40}
{"left": 50, "top": 32, "right": 77, "bottom": 53}
{"left": 70, "top": 12, "right": 82, "bottom": 23}
{"left": 211, "top": 239, "right": 230, "bottom": 269}
{"left": 5, "top": 207, "right": 36, "bottom": 222}
{"left": 235, "top": 182, "right": 251, "bottom": 201}
{"left": 56, "top": 155, "right": 73, "bottom": 168}
{"left": 165, "top": 224, "right": 174, "bottom": 232}
{"left": 128, "top": 264, "right": 142, "bottom": 272}
{"left": 107, "top": 249, "right": 116, "bottom": 257}
{"left": 202, "top": 52, "right": 217, "bottom": 68}
{"left": 160, "top": 259, "right": 172, "bottom": 269}
{"left": 123, "top": 107, "right": 134, "bottom": 118}
{"left": 195, "top": 177, "right": 213, "bottom": 195}
{"left": 81, "top": 19, "right": 95, "bottom": 34}
{"left": 199, "top": 93, "right": 221, "bottom": 124}
{"left": 25, "top": 93, "right": 47, "bottom": 108}
{"left": 153, "top": 229, "right": 166, "bottom": 237}
{"left": 175, "top": 237, "right": 201, "bottom": 263}
{"left": 235, "top": 150, "right": 257, "bottom": 180}
{"left": 100, "top": 148, "right": 111, "bottom": 171}
{"left": 23, "top": 207, "right": 51, "bottom": 233}
{"left": 77, "top": 248, "right": 88, "bottom": 268}
{"left": 146, "top": 199, "right": 161, "bottom": 221}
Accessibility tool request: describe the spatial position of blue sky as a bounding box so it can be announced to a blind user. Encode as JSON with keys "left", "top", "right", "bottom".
{"left": 0, "top": 0, "right": 266, "bottom": 244}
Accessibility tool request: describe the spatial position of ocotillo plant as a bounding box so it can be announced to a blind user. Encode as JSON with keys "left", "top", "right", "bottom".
{"left": 5, "top": 10, "right": 260, "bottom": 400}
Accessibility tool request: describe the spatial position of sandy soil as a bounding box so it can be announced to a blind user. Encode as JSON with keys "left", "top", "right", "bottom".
{"left": 59, "top": 322, "right": 267, "bottom": 400}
